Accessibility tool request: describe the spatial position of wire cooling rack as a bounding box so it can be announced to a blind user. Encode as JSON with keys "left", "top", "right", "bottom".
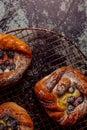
{"left": 0, "top": 28, "right": 87, "bottom": 130}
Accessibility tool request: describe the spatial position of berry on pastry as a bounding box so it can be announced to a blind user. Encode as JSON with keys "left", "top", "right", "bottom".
{"left": 34, "top": 66, "right": 87, "bottom": 126}
{"left": 0, "top": 33, "right": 32, "bottom": 87}
{"left": 0, "top": 102, "right": 34, "bottom": 130}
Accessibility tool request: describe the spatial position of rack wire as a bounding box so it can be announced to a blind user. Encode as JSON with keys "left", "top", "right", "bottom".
{"left": 0, "top": 28, "right": 87, "bottom": 130}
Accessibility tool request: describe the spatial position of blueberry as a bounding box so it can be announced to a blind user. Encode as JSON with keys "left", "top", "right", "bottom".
{"left": 74, "top": 96, "right": 83, "bottom": 107}
{"left": 6, "top": 50, "right": 15, "bottom": 58}
{"left": 67, "top": 96, "right": 75, "bottom": 104}
{"left": 0, "top": 123, "right": 4, "bottom": 130}
{"left": 0, "top": 64, "right": 6, "bottom": 71}
{"left": 1, "top": 115, "right": 18, "bottom": 130}
{"left": 7, "top": 116, "right": 15, "bottom": 125}
{"left": 67, "top": 105, "right": 75, "bottom": 112}
{"left": 4, "top": 60, "right": 10, "bottom": 66}
{"left": 77, "top": 96, "right": 83, "bottom": 104}
{"left": 0, "top": 50, "right": 4, "bottom": 58}
{"left": 10, "top": 63, "right": 16, "bottom": 70}
{"left": 2, "top": 115, "right": 9, "bottom": 121}
{"left": 11, "top": 121, "right": 18, "bottom": 129}
{"left": 11, "top": 120, "right": 17, "bottom": 126}
{"left": 68, "top": 87, "right": 75, "bottom": 93}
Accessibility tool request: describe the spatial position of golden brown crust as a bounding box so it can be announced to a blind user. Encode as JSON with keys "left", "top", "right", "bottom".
{"left": 34, "top": 66, "right": 87, "bottom": 126}
{"left": 0, "top": 33, "right": 32, "bottom": 87}
{"left": 0, "top": 102, "right": 34, "bottom": 130}
{"left": 0, "top": 34, "right": 32, "bottom": 57}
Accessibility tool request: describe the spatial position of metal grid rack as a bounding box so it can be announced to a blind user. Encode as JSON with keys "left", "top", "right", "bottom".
{"left": 0, "top": 28, "right": 87, "bottom": 130}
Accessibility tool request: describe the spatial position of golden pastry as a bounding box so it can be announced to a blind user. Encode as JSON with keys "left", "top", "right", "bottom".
{"left": 34, "top": 66, "right": 87, "bottom": 126}
{"left": 0, "top": 102, "right": 34, "bottom": 130}
{"left": 0, "top": 34, "right": 32, "bottom": 87}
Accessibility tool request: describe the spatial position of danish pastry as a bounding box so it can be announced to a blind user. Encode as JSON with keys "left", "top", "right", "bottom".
{"left": 0, "top": 102, "right": 34, "bottom": 130}
{"left": 34, "top": 66, "right": 87, "bottom": 126}
{"left": 0, "top": 33, "right": 32, "bottom": 87}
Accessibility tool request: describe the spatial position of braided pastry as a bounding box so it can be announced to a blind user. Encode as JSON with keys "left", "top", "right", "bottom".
{"left": 34, "top": 66, "right": 87, "bottom": 126}
{"left": 0, "top": 34, "right": 32, "bottom": 87}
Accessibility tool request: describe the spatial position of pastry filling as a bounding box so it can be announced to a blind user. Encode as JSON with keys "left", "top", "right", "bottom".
{"left": 0, "top": 49, "right": 16, "bottom": 73}
{"left": 57, "top": 82, "right": 84, "bottom": 114}
{"left": 0, "top": 114, "right": 18, "bottom": 130}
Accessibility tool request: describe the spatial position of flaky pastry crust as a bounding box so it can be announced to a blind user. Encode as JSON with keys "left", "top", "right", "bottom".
{"left": 34, "top": 66, "right": 87, "bottom": 126}
{"left": 0, "top": 102, "right": 34, "bottom": 130}
{"left": 0, "top": 33, "right": 32, "bottom": 87}
{"left": 0, "top": 34, "right": 32, "bottom": 56}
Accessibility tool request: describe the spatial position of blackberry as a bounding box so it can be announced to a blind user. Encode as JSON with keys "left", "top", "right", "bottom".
{"left": 67, "top": 96, "right": 75, "bottom": 104}
{"left": 10, "top": 63, "right": 16, "bottom": 70}
{"left": 6, "top": 50, "right": 15, "bottom": 58}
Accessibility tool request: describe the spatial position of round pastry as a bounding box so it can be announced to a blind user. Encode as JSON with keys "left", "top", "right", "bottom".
{"left": 34, "top": 66, "right": 87, "bottom": 126}
{"left": 0, "top": 33, "right": 32, "bottom": 87}
{"left": 0, "top": 102, "right": 34, "bottom": 130}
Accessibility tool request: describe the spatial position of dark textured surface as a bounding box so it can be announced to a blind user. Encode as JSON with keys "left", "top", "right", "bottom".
{"left": 0, "top": 0, "right": 87, "bottom": 56}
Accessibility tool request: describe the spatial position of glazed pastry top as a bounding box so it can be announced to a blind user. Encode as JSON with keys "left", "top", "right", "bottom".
{"left": 42, "top": 66, "right": 86, "bottom": 112}
{"left": 0, "top": 102, "right": 34, "bottom": 130}
{"left": 0, "top": 34, "right": 32, "bottom": 57}
{"left": 0, "top": 33, "right": 32, "bottom": 87}
{"left": 34, "top": 66, "right": 87, "bottom": 125}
